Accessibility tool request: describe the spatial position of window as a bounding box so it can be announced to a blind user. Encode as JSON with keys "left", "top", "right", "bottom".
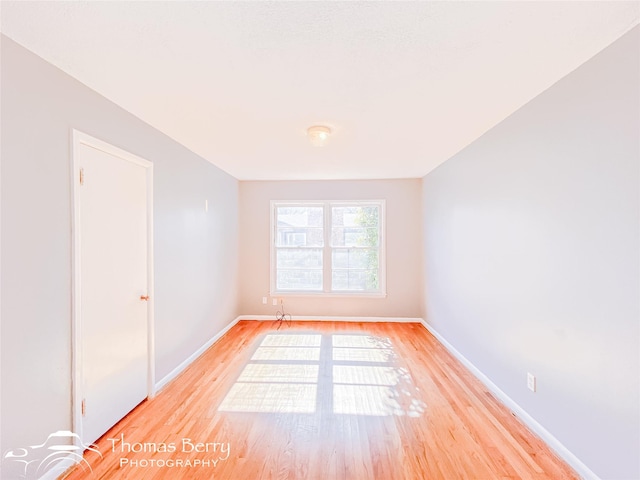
{"left": 271, "top": 201, "right": 385, "bottom": 295}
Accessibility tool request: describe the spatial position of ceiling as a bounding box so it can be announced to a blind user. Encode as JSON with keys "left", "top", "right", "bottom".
{"left": 1, "top": 1, "right": 638, "bottom": 180}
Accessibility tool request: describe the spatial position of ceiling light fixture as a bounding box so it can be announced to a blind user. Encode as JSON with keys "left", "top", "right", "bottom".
{"left": 307, "top": 125, "right": 331, "bottom": 147}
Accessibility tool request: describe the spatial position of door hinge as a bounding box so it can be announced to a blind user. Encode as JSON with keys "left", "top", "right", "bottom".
{"left": 81, "top": 398, "right": 86, "bottom": 416}
{"left": 79, "top": 168, "right": 85, "bottom": 186}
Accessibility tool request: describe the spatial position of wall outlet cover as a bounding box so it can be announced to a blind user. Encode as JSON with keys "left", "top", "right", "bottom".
{"left": 527, "top": 373, "right": 536, "bottom": 392}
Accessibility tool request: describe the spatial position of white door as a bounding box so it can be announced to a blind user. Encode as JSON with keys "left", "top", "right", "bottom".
{"left": 76, "top": 137, "right": 151, "bottom": 445}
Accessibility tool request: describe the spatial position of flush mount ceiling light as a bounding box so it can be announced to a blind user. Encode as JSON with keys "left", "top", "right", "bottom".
{"left": 307, "top": 125, "right": 331, "bottom": 147}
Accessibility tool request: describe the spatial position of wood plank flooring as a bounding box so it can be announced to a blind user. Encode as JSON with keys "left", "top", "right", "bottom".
{"left": 63, "top": 321, "right": 578, "bottom": 480}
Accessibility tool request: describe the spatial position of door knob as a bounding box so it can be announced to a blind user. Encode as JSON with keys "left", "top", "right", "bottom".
{"left": 140, "top": 295, "right": 149, "bottom": 301}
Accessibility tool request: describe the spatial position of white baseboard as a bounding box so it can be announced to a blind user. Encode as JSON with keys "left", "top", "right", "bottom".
{"left": 236, "top": 315, "right": 423, "bottom": 323}
{"left": 154, "top": 316, "right": 241, "bottom": 393}
{"left": 419, "top": 320, "right": 599, "bottom": 480}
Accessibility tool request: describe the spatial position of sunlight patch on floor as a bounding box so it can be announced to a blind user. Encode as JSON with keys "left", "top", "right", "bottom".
{"left": 333, "top": 365, "right": 400, "bottom": 386}
{"left": 219, "top": 332, "right": 425, "bottom": 417}
{"left": 333, "top": 384, "right": 426, "bottom": 417}
{"left": 261, "top": 334, "right": 322, "bottom": 347}
{"left": 218, "top": 383, "right": 317, "bottom": 413}
{"left": 238, "top": 364, "right": 319, "bottom": 383}
{"left": 332, "top": 335, "right": 392, "bottom": 349}
{"left": 332, "top": 347, "right": 392, "bottom": 363}
{"left": 333, "top": 385, "right": 399, "bottom": 416}
{"left": 252, "top": 347, "right": 321, "bottom": 361}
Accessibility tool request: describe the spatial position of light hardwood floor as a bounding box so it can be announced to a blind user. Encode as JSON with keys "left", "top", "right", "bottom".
{"left": 63, "top": 320, "right": 578, "bottom": 479}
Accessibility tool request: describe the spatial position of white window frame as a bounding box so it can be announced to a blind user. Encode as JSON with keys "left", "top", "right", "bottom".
{"left": 270, "top": 200, "right": 386, "bottom": 297}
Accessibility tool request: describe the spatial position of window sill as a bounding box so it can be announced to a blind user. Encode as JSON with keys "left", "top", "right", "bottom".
{"left": 270, "top": 291, "right": 387, "bottom": 299}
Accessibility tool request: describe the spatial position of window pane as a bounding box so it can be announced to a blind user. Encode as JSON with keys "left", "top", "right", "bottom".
{"left": 276, "top": 207, "right": 323, "bottom": 227}
{"left": 332, "top": 250, "right": 349, "bottom": 269}
{"left": 277, "top": 269, "right": 323, "bottom": 291}
{"left": 277, "top": 249, "right": 322, "bottom": 268}
{"left": 331, "top": 206, "right": 379, "bottom": 247}
{"left": 332, "top": 269, "right": 378, "bottom": 291}
{"left": 276, "top": 206, "right": 324, "bottom": 247}
{"left": 332, "top": 206, "right": 379, "bottom": 227}
{"left": 332, "top": 270, "right": 348, "bottom": 290}
{"left": 332, "top": 227, "right": 379, "bottom": 247}
{"left": 332, "top": 249, "right": 377, "bottom": 270}
{"left": 276, "top": 227, "right": 324, "bottom": 247}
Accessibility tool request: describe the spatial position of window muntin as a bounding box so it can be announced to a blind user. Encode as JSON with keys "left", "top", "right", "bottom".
{"left": 272, "top": 201, "right": 385, "bottom": 295}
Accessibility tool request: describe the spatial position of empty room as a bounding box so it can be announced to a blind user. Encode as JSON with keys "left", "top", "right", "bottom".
{"left": 1, "top": 2, "right": 638, "bottom": 480}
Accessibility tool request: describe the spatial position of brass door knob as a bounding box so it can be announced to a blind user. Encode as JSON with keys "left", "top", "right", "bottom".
{"left": 140, "top": 295, "right": 150, "bottom": 301}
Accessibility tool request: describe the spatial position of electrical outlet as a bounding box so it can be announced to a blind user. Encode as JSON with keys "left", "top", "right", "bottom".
{"left": 272, "top": 298, "right": 278, "bottom": 306}
{"left": 527, "top": 373, "right": 536, "bottom": 392}
{"left": 262, "top": 297, "right": 267, "bottom": 305}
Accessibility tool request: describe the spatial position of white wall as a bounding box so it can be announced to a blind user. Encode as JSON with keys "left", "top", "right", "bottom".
{"left": 239, "top": 179, "right": 422, "bottom": 318}
{"left": 421, "top": 27, "right": 639, "bottom": 479}
{"left": 0, "top": 35, "right": 239, "bottom": 473}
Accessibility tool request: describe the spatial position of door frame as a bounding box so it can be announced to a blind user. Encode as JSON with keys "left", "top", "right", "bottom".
{"left": 70, "top": 129, "right": 155, "bottom": 444}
